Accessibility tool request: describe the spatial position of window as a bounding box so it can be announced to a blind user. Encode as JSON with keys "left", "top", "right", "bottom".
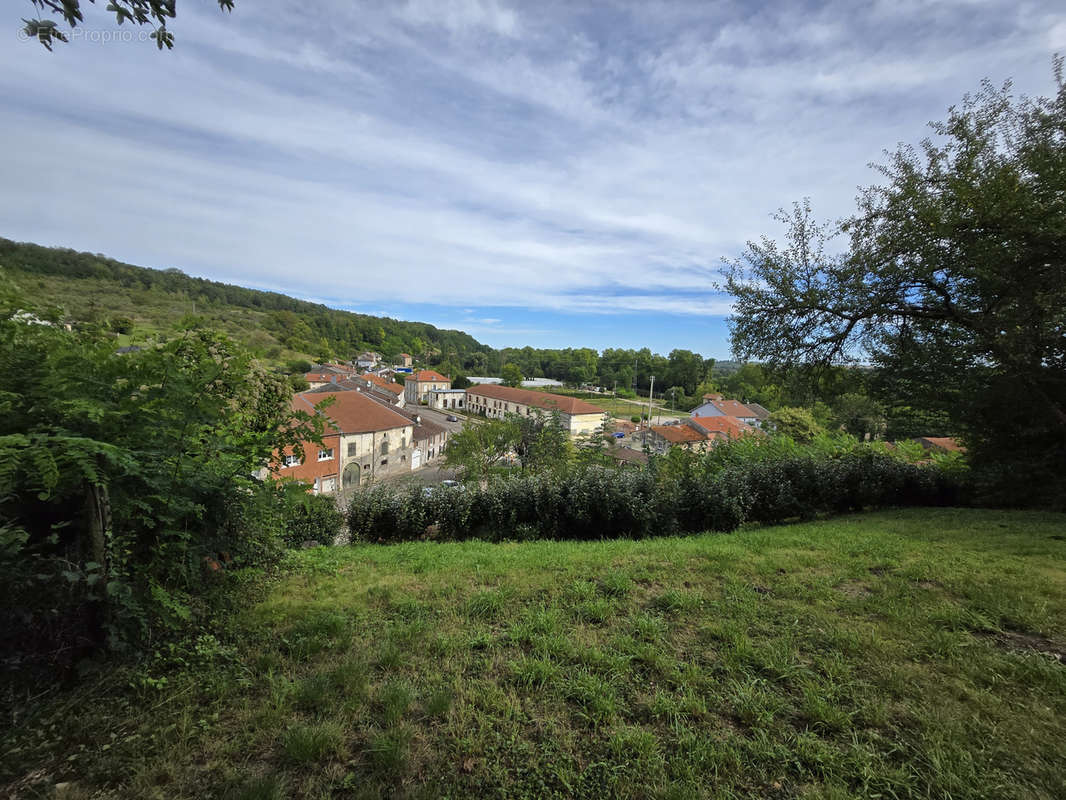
{"left": 317, "top": 448, "right": 334, "bottom": 461}
{"left": 401, "top": 454, "right": 406, "bottom": 462}
{"left": 363, "top": 464, "right": 370, "bottom": 470}
{"left": 347, "top": 442, "right": 358, "bottom": 457}
{"left": 282, "top": 454, "right": 300, "bottom": 468}
{"left": 380, "top": 458, "right": 388, "bottom": 466}
{"left": 401, "top": 437, "right": 406, "bottom": 448}
{"left": 380, "top": 440, "right": 389, "bottom": 454}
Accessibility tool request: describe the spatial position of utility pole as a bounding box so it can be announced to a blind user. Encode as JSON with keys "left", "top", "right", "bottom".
{"left": 643, "top": 374, "right": 655, "bottom": 445}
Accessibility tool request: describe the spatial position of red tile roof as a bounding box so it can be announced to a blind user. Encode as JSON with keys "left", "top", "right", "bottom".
{"left": 305, "top": 372, "right": 342, "bottom": 384}
{"left": 295, "top": 391, "right": 413, "bottom": 435}
{"left": 702, "top": 392, "right": 724, "bottom": 401}
{"left": 468, "top": 384, "right": 606, "bottom": 415}
{"left": 364, "top": 373, "right": 404, "bottom": 396}
{"left": 406, "top": 370, "right": 450, "bottom": 383}
{"left": 652, "top": 424, "right": 709, "bottom": 444}
{"left": 709, "top": 399, "right": 757, "bottom": 418}
{"left": 687, "top": 416, "right": 755, "bottom": 439}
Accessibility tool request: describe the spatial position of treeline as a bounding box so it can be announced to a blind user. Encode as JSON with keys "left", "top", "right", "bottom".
{"left": 0, "top": 237, "right": 488, "bottom": 365}
{"left": 1, "top": 237, "right": 945, "bottom": 439}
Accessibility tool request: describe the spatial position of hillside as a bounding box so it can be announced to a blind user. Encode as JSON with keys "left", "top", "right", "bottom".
{"left": 0, "top": 237, "right": 489, "bottom": 368}
{"left": 4, "top": 508, "right": 1064, "bottom": 799}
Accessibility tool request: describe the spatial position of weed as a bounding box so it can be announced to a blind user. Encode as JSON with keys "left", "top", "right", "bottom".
{"left": 280, "top": 722, "right": 343, "bottom": 765}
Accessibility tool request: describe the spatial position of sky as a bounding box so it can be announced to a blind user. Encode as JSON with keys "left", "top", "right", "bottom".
{"left": 1, "top": 1, "right": 1064, "bottom": 358}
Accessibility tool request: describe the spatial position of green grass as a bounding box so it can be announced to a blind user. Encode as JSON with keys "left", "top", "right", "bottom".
{"left": 3, "top": 508, "right": 1066, "bottom": 799}
{"left": 530, "top": 386, "right": 689, "bottom": 419}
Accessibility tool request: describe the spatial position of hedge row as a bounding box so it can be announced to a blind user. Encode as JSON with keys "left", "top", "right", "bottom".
{"left": 347, "top": 451, "right": 962, "bottom": 543}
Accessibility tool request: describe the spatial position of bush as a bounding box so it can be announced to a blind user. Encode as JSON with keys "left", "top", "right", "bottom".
{"left": 344, "top": 444, "right": 965, "bottom": 545}
{"left": 276, "top": 486, "right": 345, "bottom": 547}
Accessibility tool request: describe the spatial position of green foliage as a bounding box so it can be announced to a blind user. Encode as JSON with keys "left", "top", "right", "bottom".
{"left": 725, "top": 65, "right": 1066, "bottom": 505}
{"left": 500, "top": 362, "right": 524, "bottom": 387}
{"left": 275, "top": 484, "right": 344, "bottom": 548}
{"left": 1, "top": 237, "right": 488, "bottom": 372}
{"left": 831, "top": 392, "right": 886, "bottom": 439}
{"left": 23, "top": 0, "right": 235, "bottom": 52}
{"left": 767, "top": 407, "right": 825, "bottom": 442}
{"left": 0, "top": 297, "right": 322, "bottom": 663}
{"left": 443, "top": 418, "right": 520, "bottom": 481}
{"left": 452, "top": 374, "right": 472, "bottom": 390}
{"left": 348, "top": 440, "right": 961, "bottom": 544}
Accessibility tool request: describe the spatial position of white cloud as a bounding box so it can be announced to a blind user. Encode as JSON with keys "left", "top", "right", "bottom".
{"left": 1, "top": 0, "right": 1063, "bottom": 344}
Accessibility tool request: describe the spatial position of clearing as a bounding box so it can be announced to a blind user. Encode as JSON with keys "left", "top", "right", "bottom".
{"left": 3, "top": 508, "right": 1065, "bottom": 799}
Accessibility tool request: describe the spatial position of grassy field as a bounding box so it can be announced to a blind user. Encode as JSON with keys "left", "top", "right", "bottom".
{"left": 4, "top": 508, "right": 1066, "bottom": 799}
{"left": 531, "top": 387, "right": 689, "bottom": 420}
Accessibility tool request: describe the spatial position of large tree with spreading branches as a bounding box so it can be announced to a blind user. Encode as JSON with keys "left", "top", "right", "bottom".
{"left": 725, "top": 62, "right": 1066, "bottom": 504}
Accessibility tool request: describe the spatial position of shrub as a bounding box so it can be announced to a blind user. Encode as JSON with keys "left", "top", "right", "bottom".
{"left": 276, "top": 485, "right": 344, "bottom": 547}
{"left": 345, "top": 445, "right": 964, "bottom": 545}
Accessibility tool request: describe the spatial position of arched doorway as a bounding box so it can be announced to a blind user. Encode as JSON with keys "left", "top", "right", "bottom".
{"left": 343, "top": 462, "right": 361, "bottom": 488}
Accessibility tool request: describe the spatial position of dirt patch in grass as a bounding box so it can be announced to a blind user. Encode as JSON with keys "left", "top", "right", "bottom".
{"left": 835, "top": 580, "right": 873, "bottom": 598}
{"left": 977, "top": 629, "right": 1066, "bottom": 662}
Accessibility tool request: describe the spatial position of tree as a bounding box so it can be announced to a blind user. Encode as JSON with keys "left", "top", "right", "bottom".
{"left": 23, "top": 0, "right": 234, "bottom": 51}
{"left": 0, "top": 289, "right": 324, "bottom": 658}
{"left": 500, "top": 362, "right": 523, "bottom": 388}
{"left": 452, "top": 374, "right": 472, "bottom": 390}
{"left": 725, "top": 65, "right": 1066, "bottom": 503}
{"left": 767, "top": 407, "right": 824, "bottom": 443}
{"left": 832, "top": 392, "right": 887, "bottom": 441}
{"left": 513, "top": 410, "right": 573, "bottom": 474}
{"left": 443, "top": 418, "right": 519, "bottom": 481}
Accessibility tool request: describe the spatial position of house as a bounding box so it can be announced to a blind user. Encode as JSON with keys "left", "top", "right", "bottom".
{"left": 386, "top": 406, "right": 451, "bottom": 469}
{"left": 646, "top": 423, "right": 710, "bottom": 453}
{"left": 404, "top": 370, "right": 451, "bottom": 404}
{"left": 356, "top": 373, "right": 406, "bottom": 407}
{"left": 686, "top": 415, "right": 756, "bottom": 441}
{"left": 273, "top": 390, "right": 418, "bottom": 494}
{"left": 745, "top": 402, "right": 771, "bottom": 426}
{"left": 702, "top": 392, "right": 724, "bottom": 402}
{"left": 273, "top": 411, "right": 342, "bottom": 495}
{"left": 465, "top": 384, "right": 607, "bottom": 436}
{"left": 689, "top": 398, "right": 760, "bottom": 426}
{"left": 426, "top": 388, "right": 466, "bottom": 411}
{"left": 397, "top": 353, "right": 413, "bottom": 368}
{"left": 305, "top": 371, "right": 344, "bottom": 389}
{"left": 355, "top": 351, "right": 380, "bottom": 369}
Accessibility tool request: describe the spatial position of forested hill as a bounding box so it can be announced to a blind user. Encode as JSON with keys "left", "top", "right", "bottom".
{"left": 0, "top": 237, "right": 489, "bottom": 367}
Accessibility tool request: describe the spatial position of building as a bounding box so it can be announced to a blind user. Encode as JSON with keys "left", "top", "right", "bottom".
{"left": 646, "top": 423, "right": 710, "bottom": 453}
{"left": 644, "top": 415, "right": 757, "bottom": 454}
{"left": 273, "top": 414, "right": 342, "bottom": 495}
{"left": 404, "top": 370, "right": 451, "bottom": 404}
{"left": 355, "top": 351, "right": 380, "bottom": 369}
{"left": 466, "top": 384, "right": 607, "bottom": 436}
{"left": 387, "top": 406, "right": 451, "bottom": 469}
{"left": 426, "top": 388, "right": 466, "bottom": 411}
{"left": 273, "top": 390, "right": 418, "bottom": 494}
{"left": 397, "top": 353, "right": 413, "bottom": 368}
{"left": 689, "top": 398, "right": 760, "bottom": 426}
{"left": 356, "top": 373, "right": 406, "bottom": 407}
{"left": 686, "top": 415, "right": 756, "bottom": 441}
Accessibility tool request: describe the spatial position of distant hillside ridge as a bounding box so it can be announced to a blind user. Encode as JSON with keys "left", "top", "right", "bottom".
{"left": 0, "top": 236, "right": 489, "bottom": 366}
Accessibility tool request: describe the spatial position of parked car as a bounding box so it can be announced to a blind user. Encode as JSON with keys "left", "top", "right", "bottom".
{"left": 446, "top": 414, "right": 459, "bottom": 422}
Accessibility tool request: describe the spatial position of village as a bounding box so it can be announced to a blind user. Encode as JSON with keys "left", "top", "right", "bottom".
{"left": 274, "top": 351, "right": 963, "bottom": 497}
